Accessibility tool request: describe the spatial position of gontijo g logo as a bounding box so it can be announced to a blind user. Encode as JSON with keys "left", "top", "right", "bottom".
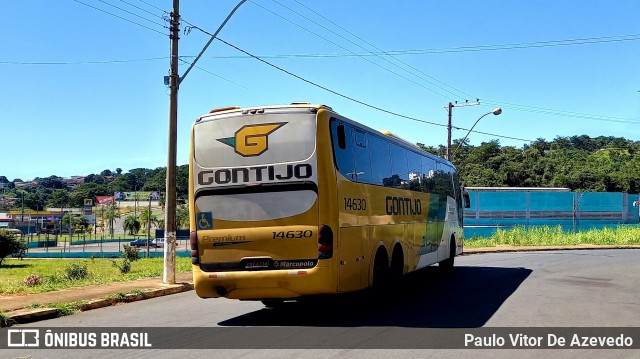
{"left": 217, "top": 122, "right": 286, "bottom": 157}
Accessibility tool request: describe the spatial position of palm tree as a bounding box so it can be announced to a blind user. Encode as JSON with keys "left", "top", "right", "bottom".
{"left": 102, "top": 202, "right": 120, "bottom": 238}
{"left": 138, "top": 207, "right": 158, "bottom": 235}
{"left": 122, "top": 214, "right": 141, "bottom": 236}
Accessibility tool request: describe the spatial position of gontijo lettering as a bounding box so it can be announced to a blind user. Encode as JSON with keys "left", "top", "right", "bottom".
{"left": 385, "top": 196, "right": 421, "bottom": 215}
{"left": 198, "top": 164, "right": 312, "bottom": 185}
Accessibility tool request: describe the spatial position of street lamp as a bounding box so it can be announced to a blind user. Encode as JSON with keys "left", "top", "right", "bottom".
{"left": 451, "top": 108, "right": 502, "bottom": 158}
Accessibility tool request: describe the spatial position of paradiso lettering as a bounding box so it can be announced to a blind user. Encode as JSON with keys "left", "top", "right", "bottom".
{"left": 385, "top": 196, "right": 422, "bottom": 215}
{"left": 198, "top": 164, "right": 313, "bottom": 185}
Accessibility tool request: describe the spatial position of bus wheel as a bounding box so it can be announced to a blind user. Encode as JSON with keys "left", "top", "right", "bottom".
{"left": 439, "top": 237, "right": 456, "bottom": 271}
{"left": 372, "top": 248, "right": 389, "bottom": 291}
{"left": 390, "top": 245, "right": 404, "bottom": 283}
{"left": 261, "top": 299, "right": 285, "bottom": 308}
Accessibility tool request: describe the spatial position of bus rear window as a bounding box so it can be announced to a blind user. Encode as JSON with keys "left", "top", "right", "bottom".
{"left": 195, "top": 190, "right": 317, "bottom": 221}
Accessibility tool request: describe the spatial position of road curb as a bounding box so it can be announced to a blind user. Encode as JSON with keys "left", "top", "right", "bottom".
{"left": 464, "top": 245, "right": 640, "bottom": 254}
{"left": 3, "top": 282, "right": 194, "bottom": 326}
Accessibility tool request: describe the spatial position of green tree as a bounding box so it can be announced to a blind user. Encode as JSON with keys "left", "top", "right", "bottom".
{"left": 123, "top": 214, "right": 141, "bottom": 236}
{"left": 102, "top": 202, "right": 120, "bottom": 237}
{"left": 48, "top": 189, "right": 70, "bottom": 208}
{"left": 0, "top": 230, "right": 24, "bottom": 265}
{"left": 138, "top": 207, "right": 158, "bottom": 235}
{"left": 176, "top": 204, "right": 190, "bottom": 229}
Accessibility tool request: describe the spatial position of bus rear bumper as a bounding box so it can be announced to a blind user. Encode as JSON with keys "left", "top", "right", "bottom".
{"left": 192, "top": 265, "right": 334, "bottom": 300}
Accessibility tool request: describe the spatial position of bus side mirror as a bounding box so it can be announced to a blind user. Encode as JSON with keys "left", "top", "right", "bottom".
{"left": 462, "top": 191, "right": 471, "bottom": 208}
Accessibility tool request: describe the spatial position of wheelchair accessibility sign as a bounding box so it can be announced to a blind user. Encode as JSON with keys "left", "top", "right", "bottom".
{"left": 197, "top": 212, "right": 213, "bottom": 230}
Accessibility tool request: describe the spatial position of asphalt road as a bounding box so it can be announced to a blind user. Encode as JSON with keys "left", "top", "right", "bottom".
{"left": 4, "top": 249, "right": 640, "bottom": 358}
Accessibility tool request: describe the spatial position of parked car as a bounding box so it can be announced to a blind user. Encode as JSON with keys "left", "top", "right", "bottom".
{"left": 152, "top": 238, "right": 165, "bottom": 247}
{"left": 129, "top": 238, "right": 155, "bottom": 247}
{"left": 1, "top": 228, "right": 23, "bottom": 236}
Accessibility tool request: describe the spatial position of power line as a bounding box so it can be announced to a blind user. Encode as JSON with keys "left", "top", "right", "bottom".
{"left": 94, "top": 0, "right": 166, "bottom": 28}
{"left": 118, "top": 0, "right": 166, "bottom": 19}
{"left": 177, "top": 58, "right": 251, "bottom": 90}
{"left": 170, "top": 31, "right": 640, "bottom": 60}
{"left": 267, "top": 0, "right": 471, "bottom": 101}
{"left": 0, "top": 57, "right": 168, "bottom": 65}
{"left": 247, "top": 0, "right": 453, "bottom": 100}
{"left": 72, "top": 0, "right": 166, "bottom": 36}
{"left": 215, "top": 36, "right": 533, "bottom": 142}
{"left": 130, "top": 0, "right": 166, "bottom": 14}
{"left": 284, "top": 0, "right": 475, "bottom": 100}
{"left": 252, "top": 2, "right": 638, "bottom": 126}
{"left": 482, "top": 100, "right": 640, "bottom": 124}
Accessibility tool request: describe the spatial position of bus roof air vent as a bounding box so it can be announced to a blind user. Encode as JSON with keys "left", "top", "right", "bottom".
{"left": 209, "top": 106, "right": 240, "bottom": 114}
{"left": 379, "top": 130, "right": 420, "bottom": 149}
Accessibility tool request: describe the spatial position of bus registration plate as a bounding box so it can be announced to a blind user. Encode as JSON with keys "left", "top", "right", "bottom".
{"left": 242, "top": 258, "right": 272, "bottom": 270}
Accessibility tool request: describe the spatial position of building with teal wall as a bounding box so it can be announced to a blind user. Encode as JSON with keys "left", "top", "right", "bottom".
{"left": 463, "top": 187, "right": 640, "bottom": 238}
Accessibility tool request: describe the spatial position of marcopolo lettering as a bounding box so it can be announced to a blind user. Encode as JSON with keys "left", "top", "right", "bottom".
{"left": 198, "top": 164, "right": 312, "bottom": 185}
{"left": 385, "top": 196, "right": 422, "bottom": 215}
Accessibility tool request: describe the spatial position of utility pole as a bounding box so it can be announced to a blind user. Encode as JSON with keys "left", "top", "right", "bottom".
{"left": 164, "top": 0, "right": 180, "bottom": 284}
{"left": 446, "top": 102, "right": 453, "bottom": 161}
{"left": 147, "top": 194, "right": 151, "bottom": 259}
{"left": 160, "top": 0, "right": 246, "bottom": 284}
{"left": 444, "top": 100, "right": 480, "bottom": 160}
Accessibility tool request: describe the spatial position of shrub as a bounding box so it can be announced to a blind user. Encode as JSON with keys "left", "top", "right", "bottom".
{"left": 112, "top": 259, "right": 131, "bottom": 274}
{"left": 122, "top": 244, "right": 140, "bottom": 262}
{"left": 0, "top": 230, "right": 23, "bottom": 265}
{"left": 64, "top": 263, "right": 90, "bottom": 280}
{"left": 23, "top": 274, "right": 43, "bottom": 287}
{"left": 11, "top": 240, "right": 28, "bottom": 260}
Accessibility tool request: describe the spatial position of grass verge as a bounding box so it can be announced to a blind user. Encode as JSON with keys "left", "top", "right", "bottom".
{"left": 0, "top": 257, "right": 192, "bottom": 295}
{"left": 465, "top": 225, "right": 640, "bottom": 248}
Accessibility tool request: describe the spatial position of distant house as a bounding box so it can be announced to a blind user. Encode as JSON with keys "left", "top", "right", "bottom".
{"left": 0, "top": 217, "right": 18, "bottom": 230}
{"left": 64, "top": 176, "right": 85, "bottom": 190}
{"left": 14, "top": 181, "right": 37, "bottom": 188}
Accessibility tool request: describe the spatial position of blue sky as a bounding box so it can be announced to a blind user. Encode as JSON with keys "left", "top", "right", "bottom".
{"left": 3, "top": 0, "right": 640, "bottom": 181}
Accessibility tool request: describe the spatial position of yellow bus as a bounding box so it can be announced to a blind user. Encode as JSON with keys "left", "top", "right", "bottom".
{"left": 189, "top": 103, "right": 469, "bottom": 305}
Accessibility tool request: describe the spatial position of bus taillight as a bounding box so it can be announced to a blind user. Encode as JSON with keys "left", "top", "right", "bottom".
{"left": 190, "top": 231, "right": 199, "bottom": 265}
{"left": 318, "top": 224, "right": 333, "bottom": 259}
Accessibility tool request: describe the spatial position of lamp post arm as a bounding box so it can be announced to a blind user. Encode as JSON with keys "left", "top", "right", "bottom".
{"left": 451, "top": 111, "right": 492, "bottom": 157}
{"left": 179, "top": 0, "right": 247, "bottom": 85}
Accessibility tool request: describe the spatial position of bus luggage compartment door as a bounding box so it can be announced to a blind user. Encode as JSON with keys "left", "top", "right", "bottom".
{"left": 338, "top": 227, "right": 367, "bottom": 292}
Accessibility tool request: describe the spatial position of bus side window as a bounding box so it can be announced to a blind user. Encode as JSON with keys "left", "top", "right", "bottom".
{"left": 421, "top": 158, "right": 436, "bottom": 192}
{"left": 369, "top": 135, "right": 391, "bottom": 186}
{"left": 388, "top": 145, "right": 408, "bottom": 189}
{"left": 331, "top": 120, "right": 355, "bottom": 180}
{"left": 353, "top": 129, "right": 372, "bottom": 183}
{"left": 337, "top": 124, "right": 347, "bottom": 149}
{"left": 407, "top": 151, "right": 422, "bottom": 192}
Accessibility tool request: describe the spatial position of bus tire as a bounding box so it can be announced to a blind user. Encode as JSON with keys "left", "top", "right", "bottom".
{"left": 371, "top": 248, "right": 389, "bottom": 291}
{"left": 390, "top": 244, "right": 404, "bottom": 283}
{"left": 439, "top": 236, "right": 456, "bottom": 271}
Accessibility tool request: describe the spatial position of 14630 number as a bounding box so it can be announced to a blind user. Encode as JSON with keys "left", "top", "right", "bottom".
{"left": 272, "top": 230, "right": 313, "bottom": 239}
{"left": 344, "top": 197, "right": 366, "bottom": 211}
